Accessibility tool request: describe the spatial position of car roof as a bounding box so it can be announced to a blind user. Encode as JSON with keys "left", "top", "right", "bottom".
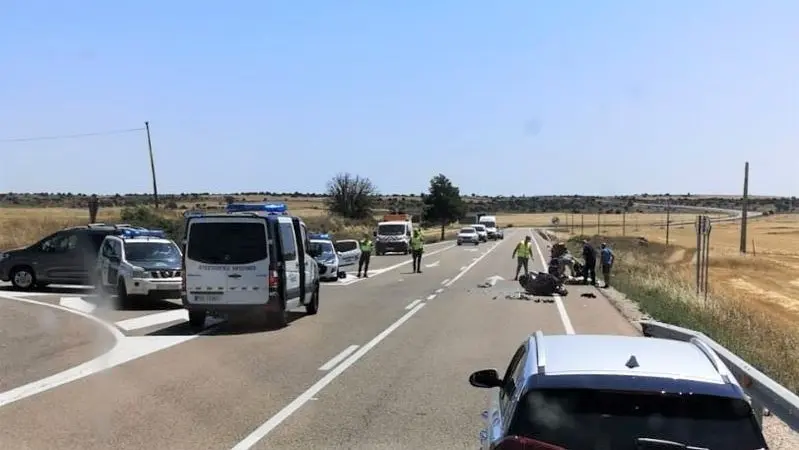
{"left": 521, "top": 333, "right": 739, "bottom": 390}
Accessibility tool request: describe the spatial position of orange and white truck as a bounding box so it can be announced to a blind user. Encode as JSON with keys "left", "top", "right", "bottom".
{"left": 374, "top": 214, "right": 415, "bottom": 255}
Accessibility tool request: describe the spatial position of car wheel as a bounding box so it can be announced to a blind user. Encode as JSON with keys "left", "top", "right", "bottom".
{"left": 188, "top": 310, "right": 207, "bottom": 328}
{"left": 305, "top": 284, "right": 319, "bottom": 315}
{"left": 457, "top": 241, "right": 462, "bottom": 246}
{"left": 116, "top": 279, "right": 130, "bottom": 309}
{"left": 474, "top": 241, "right": 479, "bottom": 246}
{"left": 266, "top": 297, "right": 288, "bottom": 329}
{"left": 10, "top": 266, "right": 36, "bottom": 291}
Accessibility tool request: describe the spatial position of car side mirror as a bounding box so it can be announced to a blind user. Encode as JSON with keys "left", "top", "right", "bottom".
{"left": 469, "top": 369, "right": 502, "bottom": 388}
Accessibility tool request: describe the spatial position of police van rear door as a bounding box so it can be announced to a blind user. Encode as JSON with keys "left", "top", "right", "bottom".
{"left": 334, "top": 239, "right": 360, "bottom": 267}
{"left": 184, "top": 216, "right": 270, "bottom": 305}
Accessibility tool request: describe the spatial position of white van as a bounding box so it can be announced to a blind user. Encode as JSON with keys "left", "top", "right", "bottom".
{"left": 182, "top": 207, "right": 320, "bottom": 328}
{"left": 478, "top": 215, "right": 503, "bottom": 240}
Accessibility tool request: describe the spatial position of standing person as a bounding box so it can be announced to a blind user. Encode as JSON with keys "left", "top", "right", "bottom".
{"left": 357, "top": 233, "right": 373, "bottom": 278}
{"left": 512, "top": 235, "right": 534, "bottom": 281}
{"left": 599, "top": 242, "right": 614, "bottom": 288}
{"left": 410, "top": 228, "right": 425, "bottom": 273}
{"left": 581, "top": 239, "right": 597, "bottom": 286}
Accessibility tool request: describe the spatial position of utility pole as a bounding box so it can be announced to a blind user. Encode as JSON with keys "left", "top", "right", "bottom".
{"left": 740, "top": 161, "right": 750, "bottom": 254}
{"left": 145, "top": 121, "right": 159, "bottom": 209}
{"left": 665, "top": 195, "right": 671, "bottom": 245}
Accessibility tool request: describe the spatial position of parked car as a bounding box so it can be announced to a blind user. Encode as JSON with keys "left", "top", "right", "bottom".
{"left": 469, "top": 332, "right": 768, "bottom": 450}
{"left": 472, "top": 224, "right": 489, "bottom": 242}
{"left": 457, "top": 227, "right": 480, "bottom": 246}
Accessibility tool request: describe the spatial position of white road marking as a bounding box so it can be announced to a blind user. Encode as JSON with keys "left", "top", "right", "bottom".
{"left": 483, "top": 275, "right": 505, "bottom": 287}
{"left": 424, "top": 260, "right": 440, "bottom": 268}
{"left": 465, "top": 248, "right": 479, "bottom": 252}
{"left": 530, "top": 229, "right": 575, "bottom": 334}
{"left": 459, "top": 266, "right": 467, "bottom": 271}
{"left": 0, "top": 294, "right": 218, "bottom": 409}
{"left": 405, "top": 299, "right": 423, "bottom": 310}
{"left": 426, "top": 294, "right": 436, "bottom": 301}
{"left": 231, "top": 302, "right": 427, "bottom": 449}
{"left": 329, "top": 244, "right": 456, "bottom": 286}
{"left": 435, "top": 288, "right": 444, "bottom": 294}
{"left": 441, "top": 279, "right": 450, "bottom": 285}
{"left": 318, "top": 345, "right": 359, "bottom": 371}
{"left": 444, "top": 240, "right": 503, "bottom": 287}
{"left": 59, "top": 297, "right": 97, "bottom": 314}
{"left": 115, "top": 309, "right": 189, "bottom": 331}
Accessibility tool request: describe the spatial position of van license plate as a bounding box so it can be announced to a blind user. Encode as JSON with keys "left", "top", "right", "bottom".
{"left": 192, "top": 294, "right": 220, "bottom": 303}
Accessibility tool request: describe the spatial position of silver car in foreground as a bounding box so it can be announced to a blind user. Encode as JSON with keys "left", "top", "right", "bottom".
{"left": 457, "top": 227, "right": 480, "bottom": 246}
{"left": 469, "top": 332, "right": 768, "bottom": 450}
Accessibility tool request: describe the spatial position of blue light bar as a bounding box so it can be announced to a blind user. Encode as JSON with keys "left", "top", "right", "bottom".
{"left": 225, "top": 202, "right": 288, "bottom": 215}
{"left": 119, "top": 227, "right": 167, "bottom": 239}
{"left": 309, "top": 233, "right": 331, "bottom": 240}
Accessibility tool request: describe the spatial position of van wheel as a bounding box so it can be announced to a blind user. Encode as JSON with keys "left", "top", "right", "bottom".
{"left": 188, "top": 310, "right": 207, "bottom": 328}
{"left": 266, "top": 299, "right": 288, "bottom": 329}
{"left": 116, "top": 280, "right": 130, "bottom": 309}
{"left": 305, "top": 284, "right": 319, "bottom": 315}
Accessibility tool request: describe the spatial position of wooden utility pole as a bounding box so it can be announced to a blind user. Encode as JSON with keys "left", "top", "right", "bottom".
{"left": 145, "top": 121, "right": 159, "bottom": 209}
{"left": 665, "top": 195, "right": 671, "bottom": 245}
{"left": 740, "top": 161, "right": 750, "bottom": 254}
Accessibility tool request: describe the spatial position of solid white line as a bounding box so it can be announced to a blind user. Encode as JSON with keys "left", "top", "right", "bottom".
{"left": 459, "top": 266, "right": 467, "bottom": 271}
{"left": 435, "top": 288, "right": 444, "bottom": 294}
{"left": 115, "top": 309, "right": 189, "bottom": 331}
{"left": 441, "top": 278, "right": 450, "bottom": 285}
{"left": 405, "top": 299, "right": 423, "bottom": 310}
{"left": 318, "top": 345, "right": 359, "bottom": 371}
{"left": 426, "top": 294, "right": 436, "bottom": 301}
{"left": 230, "top": 303, "right": 427, "bottom": 450}
{"left": 444, "top": 240, "right": 503, "bottom": 287}
{"left": 530, "top": 229, "right": 575, "bottom": 334}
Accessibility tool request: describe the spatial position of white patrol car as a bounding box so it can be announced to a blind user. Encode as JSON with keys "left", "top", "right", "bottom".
{"left": 181, "top": 203, "right": 321, "bottom": 329}
{"left": 309, "top": 233, "right": 344, "bottom": 281}
{"left": 95, "top": 227, "right": 183, "bottom": 308}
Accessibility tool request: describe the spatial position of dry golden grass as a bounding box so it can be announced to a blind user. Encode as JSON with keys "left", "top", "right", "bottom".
{"left": 496, "top": 212, "right": 712, "bottom": 229}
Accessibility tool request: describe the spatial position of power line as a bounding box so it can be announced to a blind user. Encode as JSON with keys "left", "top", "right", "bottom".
{"left": 0, "top": 127, "right": 145, "bottom": 143}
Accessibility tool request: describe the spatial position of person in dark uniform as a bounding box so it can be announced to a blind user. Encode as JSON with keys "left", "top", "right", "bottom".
{"left": 600, "top": 242, "right": 614, "bottom": 288}
{"left": 581, "top": 239, "right": 597, "bottom": 286}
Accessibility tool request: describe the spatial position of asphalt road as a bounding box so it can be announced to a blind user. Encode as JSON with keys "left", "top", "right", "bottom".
{"left": 0, "top": 230, "right": 637, "bottom": 450}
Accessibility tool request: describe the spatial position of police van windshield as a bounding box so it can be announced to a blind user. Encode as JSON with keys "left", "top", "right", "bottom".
{"left": 480, "top": 220, "right": 496, "bottom": 228}
{"left": 510, "top": 388, "right": 767, "bottom": 450}
{"left": 187, "top": 222, "right": 267, "bottom": 265}
{"left": 124, "top": 242, "right": 181, "bottom": 264}
{"left": 378, "top": 224, "right": 406, "bottom": 235}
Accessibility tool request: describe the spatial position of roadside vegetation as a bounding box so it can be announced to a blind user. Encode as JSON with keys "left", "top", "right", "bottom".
{"left": 562, "top": 233, "right": 799, "bottom": 392}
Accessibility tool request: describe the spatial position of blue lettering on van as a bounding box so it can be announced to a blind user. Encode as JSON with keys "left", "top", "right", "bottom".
{"left": 197, "top": 265, "right": 258, "bottom": 271}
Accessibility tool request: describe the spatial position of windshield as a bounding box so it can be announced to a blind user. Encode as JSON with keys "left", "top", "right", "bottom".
{"left": 473, "top": 225, "right": 485, "bottom": 231}
{"left": 460, "top": 228, "right": 476, "bottom": 234}
{"left": 510, "top": 388, "right": 767, "bottom": 450}
{"left": 378, "top": 224, "right": 407, "bottom": 235}
{"left": 310, "top": 241, "right": 335, "bottom": 257}
{"left": 480, "top": 220, "right": 496, "bottom": 228}
{"left": 334, "top": 240, "right": 358, "bottom": 252}
{"left": 186, "top": 221, "right": 267, "bottom": 265}
{"left": 124, "top": 242, "right": 181, "bottom": 263}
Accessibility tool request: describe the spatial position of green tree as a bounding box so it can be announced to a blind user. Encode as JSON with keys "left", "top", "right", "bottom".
{"left": 324, "top": 172, "right": 378, "bottom": 219}
{"left": 422, "top": 174, "right": 466, "bottom": 240}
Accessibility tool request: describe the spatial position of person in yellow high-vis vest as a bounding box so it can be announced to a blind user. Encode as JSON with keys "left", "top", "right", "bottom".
{"left": 512, "top": 235, "right": 534, "bottom": 280}
{"left": 410, "top": 228, "right": 425, "bottom": 273}
{"left": 357, "top": 234, "right": 373, "bottom": 278}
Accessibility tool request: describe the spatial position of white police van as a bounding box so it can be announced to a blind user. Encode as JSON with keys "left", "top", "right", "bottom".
{"left": 181, "top": 203, "right": 321, "bottom": 329}
{"left": 95, "top": 227, "right": 183, "bottom": 308}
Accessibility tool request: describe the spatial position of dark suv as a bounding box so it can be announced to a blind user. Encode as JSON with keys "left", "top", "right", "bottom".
{"left": 0, "top": 224, "right": 132, "bottom": 290}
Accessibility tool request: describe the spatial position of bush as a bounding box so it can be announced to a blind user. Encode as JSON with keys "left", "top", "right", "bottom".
{"left": 120, "top": 206, "right": 184, "bottom": 241}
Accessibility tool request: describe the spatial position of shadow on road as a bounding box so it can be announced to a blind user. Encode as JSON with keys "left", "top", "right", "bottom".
{"left": 146, "top": 311, "right": 306, "bottom": 337}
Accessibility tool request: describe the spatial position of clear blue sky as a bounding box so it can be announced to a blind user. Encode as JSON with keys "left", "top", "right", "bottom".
{"left": 2, "top": 0, "right": 797, "bottom": 196}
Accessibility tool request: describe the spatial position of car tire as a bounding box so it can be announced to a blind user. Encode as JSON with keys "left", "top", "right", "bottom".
{"left": 305, "top": 284, "right": 319, "bottom": 315}
{"left": 116, "top": 279, "right": 130, "bottom": 309}
{"left": 188, "top": 310, "right": 207, "bottom": 328}
{"left": 457, "top": 242, "right": 462, "bottom": 246}
{"left": 10, "top": 266, "right": 36, "bottom": 291}
{"left": 474, "top": 241, "right": 479, "bottom": 246}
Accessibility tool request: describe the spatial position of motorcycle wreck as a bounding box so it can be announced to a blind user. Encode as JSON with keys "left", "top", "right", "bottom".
{"left": 518, "top": 271, "right": 568, "bottom": 297}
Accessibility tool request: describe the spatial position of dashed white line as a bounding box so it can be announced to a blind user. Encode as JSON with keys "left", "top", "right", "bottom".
{"left": 318, "top": 345, "right": 359, "bottom": 371}
{"left": 441, "top": 278, "right": 450, "bottom": 285}
{"left": 530, "top": 228, "right": 575, "bottom": 334}
{"left": 330, "top": 243, "right": 456, "bottom": 286}
{"left": 435, "top": 288, "right": 444, "bottom": 294}
{"left": 231, "top": 302, "right": 427, "bottom": 449}
{"left": 444, "top": 240, "right": 503, "bottom": 287}
{"left": 426, "top": 294, "right": 436, "bottom": 301}
{"left": 405, "top": 299, "right": 423, "bottom": 310}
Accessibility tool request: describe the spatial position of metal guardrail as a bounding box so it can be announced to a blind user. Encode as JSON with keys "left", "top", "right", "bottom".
{"left": 640, "top": 320, "right": 799, "bottom": 431}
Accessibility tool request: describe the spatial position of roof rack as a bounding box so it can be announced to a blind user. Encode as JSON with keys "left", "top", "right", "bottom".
{"left": 309, "top": 232, "right": 332, "bottom": 241}
{"left": 533, "top": 330, "right": 547, "bottom": 375}
{"left": 689, "top": 337, "right": 732, "bottom": 384}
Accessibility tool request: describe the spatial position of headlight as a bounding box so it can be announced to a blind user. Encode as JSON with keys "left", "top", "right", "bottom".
{"left": 131, "top": 268, "right": 149, "bottom": 279}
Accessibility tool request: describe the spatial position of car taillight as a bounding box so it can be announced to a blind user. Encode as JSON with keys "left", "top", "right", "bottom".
{"left": 492, "top": 436, "right": 565, "bottom": 450}
{"left": 180, "top": 255, "right": 186, "bottom": 292}
{"left": 268, "top": 270, "right": 279, "bottom": 289}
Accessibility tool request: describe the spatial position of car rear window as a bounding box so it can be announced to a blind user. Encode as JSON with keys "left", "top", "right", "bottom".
{"left": 187, "top": 221, "right": 267, "bottom": 265}
{"left": 510, "top": 388, "right": 766, "bottom": 450}
{"left": 334, "top": 240, "right": 358, "bottom": 252}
